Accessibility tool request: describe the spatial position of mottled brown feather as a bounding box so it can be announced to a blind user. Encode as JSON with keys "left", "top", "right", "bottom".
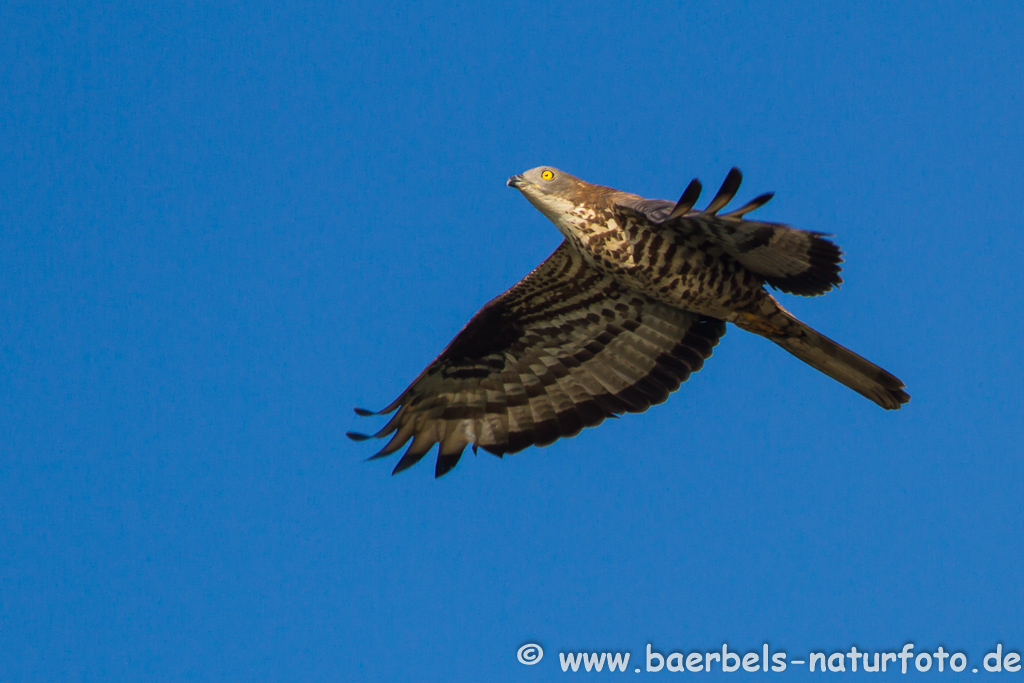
{"left": 351, "top": 241, "right": 726, "bottom": 476}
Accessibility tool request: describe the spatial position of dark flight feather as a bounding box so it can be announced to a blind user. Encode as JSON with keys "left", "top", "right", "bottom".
{"left": 615, "top": 169, "right": 843, "bottom": 296}
{"left": 349, "top": 241, "right": 726, "bottom": 477}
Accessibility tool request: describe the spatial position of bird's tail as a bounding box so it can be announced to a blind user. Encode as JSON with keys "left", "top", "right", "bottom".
{"left": 734, "top": 297, "right": 909, "bottom": 410}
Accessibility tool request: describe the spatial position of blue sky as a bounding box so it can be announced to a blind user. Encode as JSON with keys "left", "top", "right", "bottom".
{"left": 2, "top": 1, "right": 1022, "bottom": 680}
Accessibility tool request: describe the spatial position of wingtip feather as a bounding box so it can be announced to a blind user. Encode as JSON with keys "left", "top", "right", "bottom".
{"left": 668, "top": 178, "right": 703, "bottom": 220}
{"left": 434, "top": 451, "right": 464, "bottom": 478}
{"left": 391, "top": 448, "right": 430, "bottom": 475}
{"left": 721, "top": 191, "right": 775, "bottom": 219}
{"left": 704, "top": 167, "right": 743, "bottom": 215}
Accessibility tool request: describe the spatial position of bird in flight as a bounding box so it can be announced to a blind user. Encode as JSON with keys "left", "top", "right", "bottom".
{"left": 349, "top": 167, "right": 909, "bottom": 477}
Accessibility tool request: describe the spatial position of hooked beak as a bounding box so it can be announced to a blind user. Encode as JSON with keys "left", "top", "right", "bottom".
{"left": 507, "top": 173, "right": 527, "bottom": 189}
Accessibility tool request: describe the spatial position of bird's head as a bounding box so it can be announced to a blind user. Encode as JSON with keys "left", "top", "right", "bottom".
{"left": 507, "top": 166, "right": 595, "bottom": 228}
{"left": 507, "top": 166, "right": 580, "bottom": 193}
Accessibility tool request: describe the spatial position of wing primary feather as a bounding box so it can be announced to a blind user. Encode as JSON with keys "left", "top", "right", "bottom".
{"left": 392, "top": 446, "right": 431, "bottom": 475}
{"left": 667, "top": 178, "right": 703, "bottom": 220}
{"left": 359, "top": 405, "right": 410, "bottom": 440}
{"left": 368, "top": 418, "right": 419, "bottom": 460}
{"left": 721, "top": 191, "right": 775, "bottom": 218}
{"left": 704, "top": 167, "right": 743, "bottom": 215}
{"left": 434, "top": 451, "right": 464, "bottom": 478}
{"left": 346, "top": 431, "right": 371, "bottom": 441}
{"left": 354, "top": 396, "right": 405, "bottom": 415}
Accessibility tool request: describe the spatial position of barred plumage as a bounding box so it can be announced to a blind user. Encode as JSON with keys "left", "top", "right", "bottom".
{"left": 350, "top": 166, "right": 909, "bottom": 477}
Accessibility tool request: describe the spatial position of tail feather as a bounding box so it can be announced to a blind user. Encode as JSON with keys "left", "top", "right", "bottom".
{"left": 737, "top": 302, "right": 909, "bottom": 410}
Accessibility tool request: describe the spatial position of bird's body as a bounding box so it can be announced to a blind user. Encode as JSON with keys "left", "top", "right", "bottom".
{"left": 530, "top": 183, "right": 767, "bottom": 318}
{"left": 350, "top": 167, "right": 909, "bottom": 477}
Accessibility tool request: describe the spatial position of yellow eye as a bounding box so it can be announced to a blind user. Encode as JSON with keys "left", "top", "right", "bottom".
{"left": 541, "top": 169, "right": 554, "bottom": 180}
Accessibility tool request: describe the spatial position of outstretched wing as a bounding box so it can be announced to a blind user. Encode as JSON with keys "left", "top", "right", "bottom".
{"left": 614, "top": 168, "right": 843, "bottom": 296}
{"left": 349, "top": 241, "right": 726, "bottom": 477}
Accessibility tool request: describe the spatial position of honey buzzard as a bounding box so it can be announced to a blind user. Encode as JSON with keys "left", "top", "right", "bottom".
{"left": 349, "top": 167, "right": 909, "bottom": 477}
